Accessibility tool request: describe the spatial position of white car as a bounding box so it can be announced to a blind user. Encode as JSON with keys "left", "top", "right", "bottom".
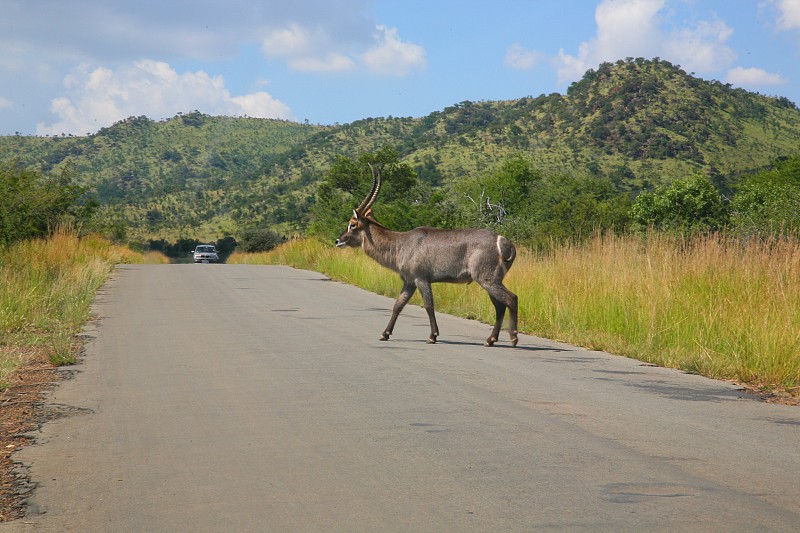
{"left": 192, "top": 245, "right": 219, "bottom": 263}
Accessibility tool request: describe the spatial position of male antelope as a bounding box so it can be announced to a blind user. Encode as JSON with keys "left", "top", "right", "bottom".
{"left": 335, "top": 165, "right": 519, "bottom": 347}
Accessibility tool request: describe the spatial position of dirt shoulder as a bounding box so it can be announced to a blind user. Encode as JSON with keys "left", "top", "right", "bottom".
{"left": 0, "top": 349, "right": 61, "bottom": 522}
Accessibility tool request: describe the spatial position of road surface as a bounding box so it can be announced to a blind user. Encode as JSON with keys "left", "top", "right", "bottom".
{"left": 3, "top": 264, "right": 799, "bottom": 532}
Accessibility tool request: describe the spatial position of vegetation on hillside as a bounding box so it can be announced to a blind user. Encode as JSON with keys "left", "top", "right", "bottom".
{"left": 1, "top": 112, "right": 323, "bottom": 243}
{"left": 1, "top": 58, "right": 799, "bottom": 247}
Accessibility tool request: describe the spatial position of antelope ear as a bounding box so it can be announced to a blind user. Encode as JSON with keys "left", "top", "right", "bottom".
{"left": 364, "top": 208, "right": 374, "bottom": 219}
{"left": 353, "top": 209, "right": 359, "bottom": 219}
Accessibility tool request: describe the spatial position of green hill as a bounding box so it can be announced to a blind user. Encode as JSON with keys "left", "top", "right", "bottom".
{"left": 1, "top": 58, "right": 798, "bottom": 244}
{"left": 1, "top": 113, "right": 326, "bottom": 241}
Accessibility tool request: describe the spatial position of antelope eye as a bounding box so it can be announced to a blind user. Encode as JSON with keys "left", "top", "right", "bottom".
{"left": 349, "top": 222, "right": 357, "bottom": 229}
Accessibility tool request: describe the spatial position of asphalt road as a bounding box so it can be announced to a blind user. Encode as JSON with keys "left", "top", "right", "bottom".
{"left": 3, "top": 264, "right": 799, "bottom": 532}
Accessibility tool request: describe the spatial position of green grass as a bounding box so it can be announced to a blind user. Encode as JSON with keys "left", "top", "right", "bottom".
{"left": 229, "top": 234, "right": 800, "bottom": 395}
{"left": 0, "top": 229, "right": 168, "bottom": 389}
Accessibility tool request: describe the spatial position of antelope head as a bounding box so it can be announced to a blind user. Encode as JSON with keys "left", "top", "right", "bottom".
{"left": 335, "top": 164, "right": 382, "bottom": 248}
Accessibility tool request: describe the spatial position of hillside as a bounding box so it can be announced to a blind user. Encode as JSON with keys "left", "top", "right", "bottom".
{"left": 1, "top": 58, "right": 799, "bottom": 243}
{"left": 0, "top": 113, "right": 326, "bottom": 241}
{"left": 397, "top": 57, "right": 800, "bottom": 189}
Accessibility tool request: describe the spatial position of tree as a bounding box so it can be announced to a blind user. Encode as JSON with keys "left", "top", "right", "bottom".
{"left": 0, "top": 161, "right": 96, "bottom": 246}
{"left": 326, "top": 146, "right": 417, "bottom": 203}
{"left": 309, "top": 146, "right": 420, "bottom": 242}
{"left": 630, "top": 174, "right": 728, "bottom": 232}
{"left": 456, "top": 156, "right": 541, "bottom": 226}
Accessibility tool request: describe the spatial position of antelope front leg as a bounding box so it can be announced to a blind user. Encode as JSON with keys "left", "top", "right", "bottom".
{"left": 416, "top": 280, "right": 439, "bottom": 343}
{"left": 381, "top": 280, "right": 416, "bottom": 341}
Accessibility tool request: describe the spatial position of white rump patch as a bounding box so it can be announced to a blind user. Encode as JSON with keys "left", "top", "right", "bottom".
{"left": 497, "top": 235, "right": 513, "bottom": 262}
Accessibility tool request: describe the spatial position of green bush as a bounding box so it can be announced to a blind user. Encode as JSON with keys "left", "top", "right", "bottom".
{"left": 630, "top": 174, "right": 728, "bottom": 232}
{"left": 239, "top": 227, "right": 285, "bottom": 253}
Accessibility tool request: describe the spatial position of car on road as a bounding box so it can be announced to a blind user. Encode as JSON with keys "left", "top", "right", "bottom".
{"left": 192, "top": 245, "right": 219, "bottom": 263}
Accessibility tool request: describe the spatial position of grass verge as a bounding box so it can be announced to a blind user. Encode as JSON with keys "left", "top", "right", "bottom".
{"left": 229, "top": 233, "right": 799, "bottom": 397}
{"left": 0, "top": 229, "right": 168, "bottom": 389}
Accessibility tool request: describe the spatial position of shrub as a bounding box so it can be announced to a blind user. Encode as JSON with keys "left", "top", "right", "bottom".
{"left": 630, "top": 175, "right": 728, "bottom": 232}
{"left": 239, "top": 227, "right": 285, "bottom": 253}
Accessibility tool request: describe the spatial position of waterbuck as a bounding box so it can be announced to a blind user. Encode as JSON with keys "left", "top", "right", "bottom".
{"left": 335, "top": 165, "right": 519, "bottom": 347}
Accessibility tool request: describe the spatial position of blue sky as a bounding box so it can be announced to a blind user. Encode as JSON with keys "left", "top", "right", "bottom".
{"left": 1, "top": 0, "right": 799, "bottom": 136}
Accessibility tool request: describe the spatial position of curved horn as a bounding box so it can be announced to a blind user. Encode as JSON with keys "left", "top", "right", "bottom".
{"left": 355, "top": 163, "right": 382, "bottom": 214}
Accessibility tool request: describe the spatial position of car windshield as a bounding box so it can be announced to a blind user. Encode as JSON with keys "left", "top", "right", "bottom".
{"left": 196, "top": 246, "right": 215, "bottom": 253}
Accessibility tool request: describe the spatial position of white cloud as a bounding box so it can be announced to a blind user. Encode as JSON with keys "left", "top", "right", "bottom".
{"left": 1, "top": 1, "right": 429, "bottom": 133}
{"left": 262, "top": 25, "right": 316, "bottom": 57}
{"left": 727, "top": 66, "right": 786, "bottom": 86}
{"left": 771, "top": 0, "right": 800, "bottom": 31}
{"left": 555, "top": 0, "right": 664, "bottom": 82}
{"left": 663, "top": 19, "right": 736, "bottom": 72}
{"left": 361, "top": 26, "right": 426, "bottom": 76}
{"left": 504, "top": 44, "right": 545, "bottom": 70}
{"left": 0, "top": 95, "right": 11, "bottom": 109}
{"left": 229, "top": 92, "right": 293, "bottom": 117}
{"left": 262, "top": 23, "right": 424, "bottom": 76}
{"left": 36, "top": 60, "right": 293, "bottom": 136}
{"left": 554, "top": 0, "right": 736, "bottom": 84}
{"left": 291, "top": 54, "right": 358, "bottom": 73}
{"left": 262, "top": 24, "right": 357, "bottom": 72}
{"left": 593, "top": 0, "right": 664, "bottom": 56}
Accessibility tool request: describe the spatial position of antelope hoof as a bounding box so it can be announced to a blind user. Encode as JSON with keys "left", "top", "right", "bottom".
{"left": 511, "top": 331, "right": 519, "bottom": 347}
{"left": 427, "top": 335, "right": 438, "bottom": 344}
{"left": 380, "top": 332, "right": 390, "bottom": 341}
{"left": 485, "top": 337, "right": 497, "bottom": 347}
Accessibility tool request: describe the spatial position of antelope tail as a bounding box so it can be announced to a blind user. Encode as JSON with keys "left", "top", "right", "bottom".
{"left": 497, "top": 236, "right": 516, "bottom": 265}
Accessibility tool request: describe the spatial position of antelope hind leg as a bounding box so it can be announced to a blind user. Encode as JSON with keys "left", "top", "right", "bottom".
{"left": 485, "top": 294, "right": 505, "bottom": 347}
{"left": 482, "top": 283, "right": 519, "bottom": 347}
{"left": 506, "top": 286, "right": 519, "bottom": 346}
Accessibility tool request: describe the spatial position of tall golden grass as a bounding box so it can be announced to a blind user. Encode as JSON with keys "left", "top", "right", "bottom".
{"left": 229, "top": 233, "right": 799, "bottom": 392}
{"left": 516, "top": 233, "right": 800, "bottom": 390}
{"left": 0, "top": 229, "right": 168, "bottom": 388}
